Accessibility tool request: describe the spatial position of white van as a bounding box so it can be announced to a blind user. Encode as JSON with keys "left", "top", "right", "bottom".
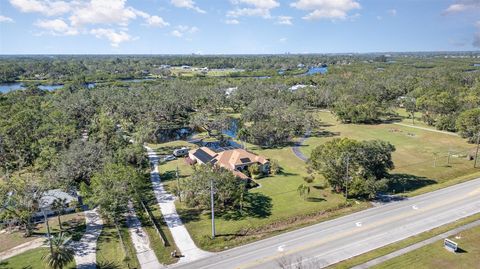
{"left": 173, "top": 147, "right": 189, "bottom": 157}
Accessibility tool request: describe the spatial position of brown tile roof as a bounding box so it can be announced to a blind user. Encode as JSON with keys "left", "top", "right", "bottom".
{"left": 214, "top": 148, "right": 268, "bottom": 170}
{"left": 188, "top": 147, "right": 268, "bottom": 180}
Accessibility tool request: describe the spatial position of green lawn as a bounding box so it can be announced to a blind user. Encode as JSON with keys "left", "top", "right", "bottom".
{"left": 373, "top": 221, "right": 480, "bottom": 269}
{"left": 1, "top": 248, "right": 75, "bottom": 269}
{"left": 302, "top": 111, "right": 479, "bottom": 194}
{"left": 0, "top": 212, "right": 85, "bottom": 253}
{"left": 155, "top": 140, "right": 369, "bottom": 251}
{"left": 96, "top": 222, "right": 140, "bottom": 269}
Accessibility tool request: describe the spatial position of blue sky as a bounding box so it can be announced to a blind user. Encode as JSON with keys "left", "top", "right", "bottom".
{"left": 0, "top": 0, "right": 479, "bottom": 54}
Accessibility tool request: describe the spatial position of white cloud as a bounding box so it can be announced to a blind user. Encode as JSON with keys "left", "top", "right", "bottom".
{"left": 227, "top": 8, "right": 271, "bottom": 18}
{"left": 171, "top": 25, "right": 199, "bottom": 38}
{"left": 171, "top": 30, "right": 183, "bottom": 37}
{"left": 277, "top": 16, "right": 293, "bottom": 25}
{"left": 291, "top": 0, "right": 361, "bottom": 20}
{"left": 227, "top": 0, "right": 279, "bottom": 19}
{"left": 225, "top": 19, "right": 240, "bottom": 24}
{"left": 376, "top": 16, "right": 382, "bottom": 20}
{"left": 9, "top": 0, "right": 70, "bottom": 16}
{"left": 9, "top": 0, "right": 169, "bottom": 46}
{"left": 0, "top": 15, "right": 14, "bottom": 23}
{"left": 279, "top": 37, "right": 287, "bottom": 42}
{"left": 171, "top": 0, "right": 205, "bottom": 13}
{"left": 234, "top": 0, "right": 279, "bottom": 10}
{"left": 69, "top": 0, "right": 138, "bottom": 27}
{"left": 387, "top": 9, "right": 397, "bottom": 16}
{"left": 444, "top": 0, "right": 480, "bottom": 14}
{"left": 145, "top": 15, "right": 169, "bottom": 27}
{"left": 35, "top": 18, "right": 78, "bottom": 35}
{"left": 90, "top": 28, "right": 132, "bottom": 47}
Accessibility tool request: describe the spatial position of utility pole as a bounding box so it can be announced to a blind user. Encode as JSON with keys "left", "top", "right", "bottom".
{"left": 474, "top": 130, "right": 480, "bottom": 168}
{"left": 210, "top": 179, "right": 216, "bottom": 239}
{"left": 345, "top": 155, "right": 350, "bottom": 201}
{"left": 176, "top": 165, "right": 181, "bottom": 202}
{"left": 42, "top": 209, "right": 53, "bottom": 255}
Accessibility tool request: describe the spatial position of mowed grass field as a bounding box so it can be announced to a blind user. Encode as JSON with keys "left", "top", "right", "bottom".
{"left": 151, "top": 141, "right": 370, "bottom": 251}
{"left": 373, "top": 224, "right": 480, "bottom": 269}
{"left": 301, "top": 111, "right": 479, "bottom": 193}
{"left": 1, "top": 248, "right": 76, "bottom": 269}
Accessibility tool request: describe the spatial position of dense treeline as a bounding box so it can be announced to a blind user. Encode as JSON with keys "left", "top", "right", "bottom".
{"left": 1, "top": 54, "right": 480, "bottom": 226}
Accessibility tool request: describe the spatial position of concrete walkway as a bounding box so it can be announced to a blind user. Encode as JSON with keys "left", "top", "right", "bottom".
{"left": 145, "top": 146, "right": 211, "bottom": 263}
{"left": 72, "top": 208, "right": 103, "bottom": 269}
{"left": 393, "top": 122, "right": 459, "bottom": 136}
{"left": 0, "top": 237, "right": 45, "bottom": 261}
{"left": 352, "top": 219, "right": 480, "bottom": 269}
{"left": 126, "top": 201, "right": 163, "bottom": 269}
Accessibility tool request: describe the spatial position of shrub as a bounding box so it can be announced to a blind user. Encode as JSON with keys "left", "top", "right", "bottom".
{"left": 269, "top": 160, "right": 280, "bottom": 175}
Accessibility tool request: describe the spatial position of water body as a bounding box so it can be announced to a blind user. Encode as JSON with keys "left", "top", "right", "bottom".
{"left": 0, "top": 79, "right": 145, "bottom": 93}
{"left": 0, "top": 82, "right": 24, "bottom": 93}
{"left": 306, "top": 66, "right": 328, "bottom": 75}
{"left": 223, "top": 118, "right": 239, "bottom": 138}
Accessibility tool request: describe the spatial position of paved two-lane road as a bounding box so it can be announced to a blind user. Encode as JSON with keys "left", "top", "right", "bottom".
{"left": 172, "top": 178, "right": 480, "bottom": 269}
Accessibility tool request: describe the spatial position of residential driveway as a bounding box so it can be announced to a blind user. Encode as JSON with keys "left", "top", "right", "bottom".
{"left": 72, "top": 208, "right": 103, "bottom": 269}
{"left": 126, "top": 201, "right": 163, "bottom": 269}
{"left": 291, "top": 130, "right": 310, "bottom": 162}
{"left": 145, "top": 146, "right": 211, "bottom": 263}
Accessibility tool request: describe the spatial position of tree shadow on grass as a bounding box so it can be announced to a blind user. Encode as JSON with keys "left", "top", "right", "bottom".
{"left": 387, "top": 173, "right": 437, "bottom": 194}
{"left": 312, "top": 185, "right": 325, "bottom": 190}
{"left": 309, "top": 130, "right": 340, "bottom": 138}
{"left": 175, "top": 208, "right": 202, "bottom": 224}
{"left": 306, "top": 197, "right": 326, "bottom": 202}
{"left": 218, "top": 193, "right": 272, "bottom": 221}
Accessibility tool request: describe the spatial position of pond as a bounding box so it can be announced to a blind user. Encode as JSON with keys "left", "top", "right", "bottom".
{"left": 306, "top": 66, "right": 328, "bottom": 75}
{"left": 222, "top": 118, "right": 239, "bottom": 138}
{"left": 0, "top": 82, "right": 24, "bottom": 93}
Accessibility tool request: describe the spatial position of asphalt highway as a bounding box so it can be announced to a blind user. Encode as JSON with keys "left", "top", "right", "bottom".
{"left": 171, "top": 178, "right": 480, "bottom": 269}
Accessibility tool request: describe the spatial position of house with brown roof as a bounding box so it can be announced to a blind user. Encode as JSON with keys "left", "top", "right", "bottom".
{"left": 188, "top": 147, "right": 270, "bottom": 179}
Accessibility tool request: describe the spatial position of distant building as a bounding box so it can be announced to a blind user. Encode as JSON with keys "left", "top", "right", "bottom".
{"left": 35, "top": 189, "right": 78, "bottom": 217}
{"left": 289, "top": 84, "right": 312, "bottom": 91}
{"left": 225, "top": 87, "right": 238, "bottom": 96}
{"left": 188, "top": 147, "right": 270, "bottom": 179}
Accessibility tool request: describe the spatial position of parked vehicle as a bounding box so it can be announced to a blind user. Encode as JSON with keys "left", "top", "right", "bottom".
{"left": 164, "top": 155, "right": 176, "bottom": 161}
{"left": 173, "top": 147, "right": 189, "bottom": 157}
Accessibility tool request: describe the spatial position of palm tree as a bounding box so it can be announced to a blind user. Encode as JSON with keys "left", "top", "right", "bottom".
{"left": 51, "top": 198, "right": 67, "bottom": 231}
{"left": 42, "top": 233, "right": 75, "bottom": 269}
